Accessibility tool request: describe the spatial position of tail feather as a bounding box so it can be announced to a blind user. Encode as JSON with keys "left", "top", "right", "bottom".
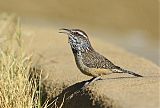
{"left": 112, "top": 66, "right": 143, "bottom": 77}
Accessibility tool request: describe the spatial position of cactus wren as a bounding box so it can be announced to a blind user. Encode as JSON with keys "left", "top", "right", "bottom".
{"left": 59, "top": 28, "right": 142, "bottom": 83}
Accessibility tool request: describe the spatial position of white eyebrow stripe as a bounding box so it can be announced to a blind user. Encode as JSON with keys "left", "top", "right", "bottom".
{"left": 77, "top": 31, "right": 87, "bottom": 38}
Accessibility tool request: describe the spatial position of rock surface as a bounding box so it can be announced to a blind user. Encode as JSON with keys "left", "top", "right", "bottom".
{"left": 1, "top": 14, "right": 159, "bottom": 108}
{"left": 22, "top": 23, "right": 159, "bottom": 108}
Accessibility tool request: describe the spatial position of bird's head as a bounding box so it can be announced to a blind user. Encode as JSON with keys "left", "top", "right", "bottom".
{"left": 59, "top": 28, "right": 93, "bottom": 52}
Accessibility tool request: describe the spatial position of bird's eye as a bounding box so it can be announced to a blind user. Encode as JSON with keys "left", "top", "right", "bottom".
{"left": 74, "top": 32, "right": 78, "bottom": 35}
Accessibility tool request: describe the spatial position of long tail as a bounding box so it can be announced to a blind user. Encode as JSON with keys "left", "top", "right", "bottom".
{"left": 112, "top": 66, "right": 143, "bottom": 77}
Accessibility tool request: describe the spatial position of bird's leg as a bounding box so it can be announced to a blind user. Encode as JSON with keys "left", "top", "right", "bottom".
{"left": 90, "top": 76, "right": 102, "bottom": 84}
{"left": 82, "top": 76, "right": 102, "bottom": 89}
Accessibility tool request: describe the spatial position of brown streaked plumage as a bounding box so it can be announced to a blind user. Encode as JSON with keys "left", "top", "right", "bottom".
{"left": 59, "top": 28, "right": 143, "bottom": 83}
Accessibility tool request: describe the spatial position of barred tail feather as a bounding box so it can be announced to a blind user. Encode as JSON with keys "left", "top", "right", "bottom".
{"left": 112, "top": 66, "right": 143, "bottom": 77}
{"left": 122, "top": 69, "right": 143, "bottom": 77}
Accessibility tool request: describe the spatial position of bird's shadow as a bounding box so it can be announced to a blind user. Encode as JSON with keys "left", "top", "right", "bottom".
{"left": 46, "top": 79, "right": 91, "bottom": 108}
{"left": 46, "top": 76, "right": 141, "bottom": 108}
{"left": 42, "top": 74, "right": 160, "bottom": 108}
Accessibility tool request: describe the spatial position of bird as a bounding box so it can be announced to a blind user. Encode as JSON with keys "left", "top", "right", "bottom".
{"left": 59, "top": 28, "right": 143, "bottom": 85}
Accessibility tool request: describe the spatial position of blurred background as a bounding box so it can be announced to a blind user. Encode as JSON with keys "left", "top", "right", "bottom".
{"left": 0, "top": 0, "right": 159, "bottom": 65}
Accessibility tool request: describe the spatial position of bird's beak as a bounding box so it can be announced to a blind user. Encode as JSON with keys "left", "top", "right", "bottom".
{"left": 59, "top": 28, "right": 71, "bottom": 34}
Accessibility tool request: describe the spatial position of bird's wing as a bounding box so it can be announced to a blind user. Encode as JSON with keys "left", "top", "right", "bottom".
{"left": 81, "top": 51, "right": 143, "bottom": 77}
{"left": 81, "top": 51, "right": 116, "bottom": 69}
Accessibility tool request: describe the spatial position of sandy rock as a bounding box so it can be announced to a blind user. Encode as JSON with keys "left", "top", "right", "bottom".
{"left": 0, "top": 13, "right": 159, "bottom": 108}
{"left": 21, "top": 24, "right": 160, "bottom": 108}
